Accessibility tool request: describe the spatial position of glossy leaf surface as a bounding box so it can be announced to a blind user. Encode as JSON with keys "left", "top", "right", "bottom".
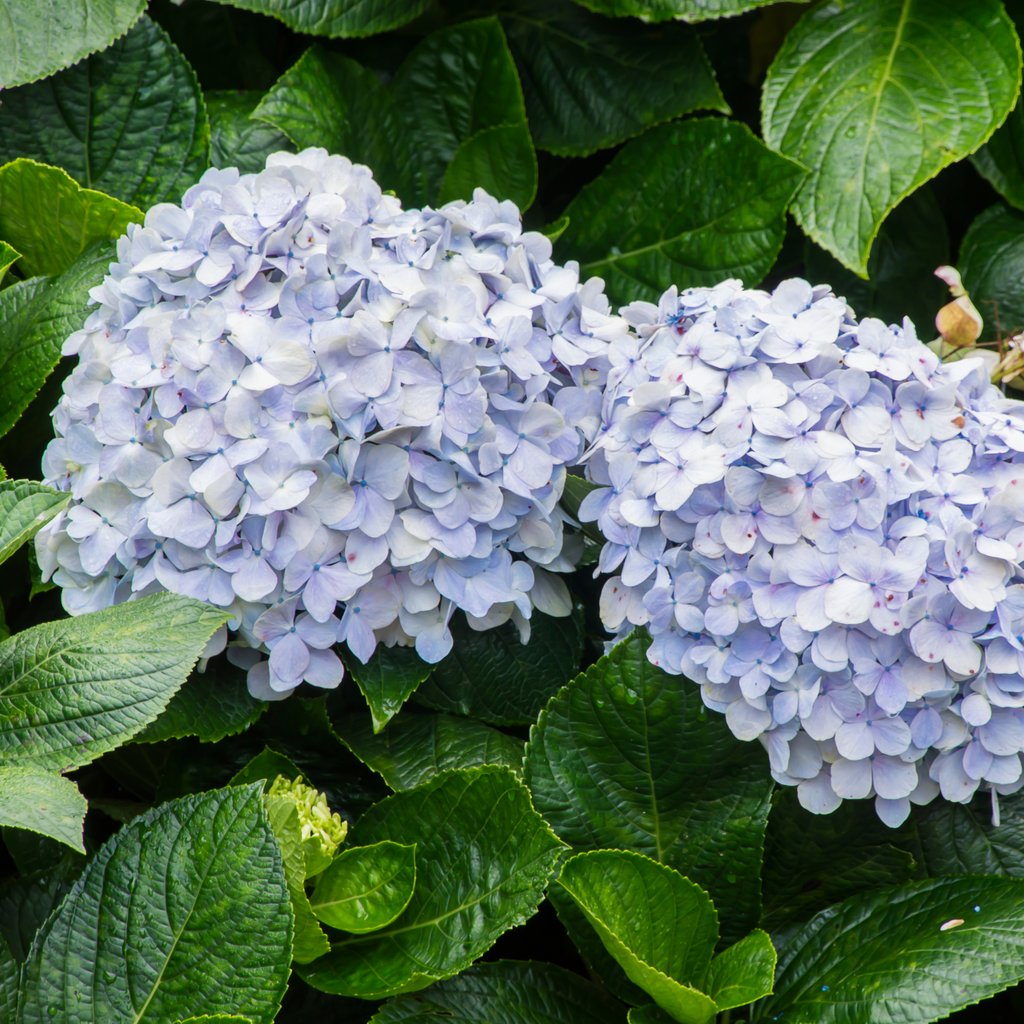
{"left": 0, "top": 479, "right": 69, "bottom": 566}
{"left": 0, "top": 765, "right": 86, "bottom": 854}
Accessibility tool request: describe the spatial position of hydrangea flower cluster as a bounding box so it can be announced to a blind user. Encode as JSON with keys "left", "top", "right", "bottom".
{"left": 582, "top": 277, "right": 1024, "bottom": 826}
{"left": 36, "top": 149, "right": 617, "bottom": 700}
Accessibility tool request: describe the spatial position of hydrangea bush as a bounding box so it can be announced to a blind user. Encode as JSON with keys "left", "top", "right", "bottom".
{"left": 35, "top": 149, "right": 610, "bottom": 699}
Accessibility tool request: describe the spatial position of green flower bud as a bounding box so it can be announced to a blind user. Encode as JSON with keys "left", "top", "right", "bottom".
{"left": 267, "top": 775, "right": 347, "bottom": 876}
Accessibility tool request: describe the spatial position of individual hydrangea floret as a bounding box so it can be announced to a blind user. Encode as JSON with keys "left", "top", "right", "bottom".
{"left": 37, "top": 149, "right": 616, "bottom": 700}
{"left": 581, "top": 276, "right": 1024, "bottom": 827}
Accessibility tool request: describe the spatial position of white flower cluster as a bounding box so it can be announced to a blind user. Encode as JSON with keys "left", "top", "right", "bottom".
{"left": 37, "top": 149, "right": 618, "bottom": 700}
{"left": 582, "top": 278, "right": 1024, "bottom": 826}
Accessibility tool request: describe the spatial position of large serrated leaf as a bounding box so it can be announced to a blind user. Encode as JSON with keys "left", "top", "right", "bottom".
{"left": 758, "top": 876, "right": 1024, "bottom": 1024}
{"left": 554, "top": 117, "right": 805, "bottom": 306}
{"left": 0, "top": 0, "right": 146, "bottom": 89}
{"left": 207, "top": 90, "right": 294, "bottom": 176}
{"left": 0, "top": 593, "right": 228, "bottom": 771}
{"left": 0, "top": 854, "right": 83, "bottom": 964}
{"left": 556, "top": 850, "right": 718, "bottom": 1024}
{"left": 0, "top": 16, "right": 209, "bottom": 209}
{"left": 563, "top": 0, "right": 778, "bottom": 22}
{"left": 343, "top": 644, "right": 433, "bottom": 733}
{"left": 20, "top": 784, "right": 292, "bottom": 1024}
{"left": 704, "top": 929, "right": 775, "bottom": 1012}
{"left": 252, "top": 46, "right": 416, "bottom": 200}
{"left": 299, "top": 766, "right": 565, "bottom": 999}
{"left": 0, "top": 241, "right": 114, "bottom": 441}
{"left": 310, "top": 840, "right": 417, "bottom": 933}
{"left": 0, "top": 479, "right": 69, "bottom": 566}
{"left": 0, "top": 765, "right": 86, "bottom": 854}
{"left": 415, "top": 606, "right": 585, "bottom": 726}
{"left": 207, "top": 0, "right": 430, "bottom": 38}
{"left": 762, "top": 0, "right": 1021, "bottom": 275}
{"left": 0, "top": 934, "right": 17, "bottom": 1024}
{"left": 333, "top": 711, "right": 524, "bottom": 792}
{"left": 0, "top": 159, "right": 141, "bottom": 277}
{"left": 502, "top": 0, "right": 727, "bottom": 158}
{"left": 525, "top": 632, "right": 772, "bottom": 945}
{"left": 371, "top": 960, "right": 629, "bottom": 1024}
{"left": 393, "top": 18, "right": 534, "bottom": 207}
{"left": 960, "top": 203, "right": 1024, "bottom": 341}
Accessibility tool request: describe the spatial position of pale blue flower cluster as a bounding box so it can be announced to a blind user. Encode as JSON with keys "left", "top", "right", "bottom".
{"left": 583, "top": 279, "right": 1024, "bottom": 825}
{"left": 37, "top": 150, "right": 612, "bottom": 700}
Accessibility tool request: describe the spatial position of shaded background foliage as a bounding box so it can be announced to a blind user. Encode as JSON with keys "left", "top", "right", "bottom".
{"left": 6, "top": 0, "right": 1024, "bottom": 1021}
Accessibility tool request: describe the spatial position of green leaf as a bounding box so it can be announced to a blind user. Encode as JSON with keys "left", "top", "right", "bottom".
{"left": 0, "top": 479, "right": 70, "bottom": 566}
{"left": 208, "top": 90, "right": 295, "bottom": 176}
{"left": 1, "top": 826, "right": 74, "bottom": 875}
{"left": 333, "top": 711, "right": 524, "bottom": 792}
{"left": 960, "top": 203, "right": 1024, "bottom": 340}
{"left": 175, "top": 1018, "right": 254, "bottom": 1024}
{"left": 230, "top": 746, "right": 304, "bottom": 788}
{"left": 438, "top": 123, "right": 537, "bottom": 210}
{"left": 0, "top": 765, "right": 86, "bottom": 854}
{"left": 762, "top": 0, "right": 1022, "bottom": 276}
{"left": 265, "top": 790, "right": 330, "bottom": 964}
{"left": 252, "top": 46, "right": 415, "bottom": 200}
{"left": 759, "top": 876, "right": 1024, "bottom": 1024}
{"left": 555, "top": 118, "right": 805, "bottom": 306}
{"left": 705, "top": 929, "right": 775, "bottom": 1011}
{"left": 311, "top": 840, "right": 416, "bottom": 932}
{"left": 298, "top": 766, "right": 565, "bottom": 998}
{"left": 0, "top": 159, "right": 141, "bottom": 277}
{"left": 0, "top": 240, "right": 114, "bottom": 440}
{"left": 20, "top": 784, "right": 292, "bottom": 1024}
{"left": 556, "top": 850, "right": 718, "bottom": 1024}
{"left": 524, "top": 632, "right": 773, "bottom": 944}
{"left": 626, "top": 1008, "right": 668, "bottom": 1024}
{"left": 558, "top": 0, "right": 781, "bottom": 23}
{"left": 371, "top": 959, "right": 629, "bottom": 1024}
{"left": 0, "top": 0, "right": 146, "bottom": 89}
{"left": 804, "top": 184, "right": 949, "bottom": 333}
{"left": 393, "top": 18, "right": 533, "bottom": 207}
{"left": 501, "top": 0, "right": 727, "bottom": 158}
{"left": 344, "top": 644, "right": 433, "bottom": 733}
{"left": 0, "top": 854, "right": 84, "bottom": 963}
{"left": 545, "top": 216, "right": 570, "bottom": 244}
{"left": 973, "top": 90, "right": 1024, "bottom": 212}
{"left": 760, "top": 788, "right": 917, "bottom": 943}
{"left": 0, "top": 16, "right": 209, "bottom": 209}
{"left": 206, "top": 0, "right": 429, "bottom": 38}
{"left": 0, "top": 242, "right": 19, "bottom": 286}
{"left": 0, "top": 933, "right": 18, "bottom": 1024}
{"left": 139, "top": 655, "right": 267, "bottom": 744}
{"left": 416, "top": 606, "right": 585, "bottom": 727}
{"left": 0, "top": 592, "right": 228, "bottom": 771}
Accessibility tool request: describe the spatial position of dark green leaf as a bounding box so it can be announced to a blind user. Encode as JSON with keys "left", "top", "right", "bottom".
{"left": 208, "top": 90, "right": 295, "bottom": 175}
{"left": 760, "top": 788, "right": 917, "bottom": 943}
{"left": 140, "top": 655, "right": 267, "bottom": 744}
{"left": 0, "top": 16, "right": 209, "bottom": 208}
{"left": 0, "top": 765, "right": 86, "bottom": 853}
{"left": 207, "top": 0, "right": 429, "bottom": 38}
{"left": 1, "top": 826, "right": 75, "bottom": 874}
{"left": 0, "top": 934, "right": 17, "bottom": 1024}
{"left": 545, "top": 216, "right": 569, "bottom": 244}
{"left": 0, "top": 592, "right": 228, "bottom": 771}
{"left": 960, "top": 202, "right": 1024, "bottom": 340}
{"left": 393, "top": 18, "right": 533, "bottom": 206}
{"left": 20, "top": 784, "right": 292, "bottom": 1024}
{"left": 0, "top": 854, "right": 83, "bottom": 963}
{"left": 804, "top": 184, "right": 949, "bottom": 333}
{"left": 502, "top": 0, "right": 727, "bottom": 158}
{"left": 0, "top": 240, "right": 114, "bottom": 440}
{"left": 333, "top": 711, "right": 524, "bottom": 792}
{"left": 0, "top": 0, "right": 146, "bottom": 89}
{"left": 759, "top": 876, "right": 1024, "bottom": 1024}
{"left": 556, "top": 850, "right": 718, "bottom": 1024}
{"left": 0, "top": 242, "right": 19, "bottom": 286}
{"left": 705, "top": 929, "right": 775, "bottom": 1011}
{"left": 265, "top": 791, "right": 330, "bottom": 964}
{"left": 555, "top": 118, "right": 805, "bottom": 306}
{"left": 311, "top": 840, "right": 416, "bottom": 932}
{"left": 230, "top": 746, "right": 304, "bottom": 788}
{"left": 560, "top": 0, "right": 780, "bottom": 22}
{"left": 371, "top": 960, "right": 628, "bottom": 1024}
{"left": 0, "top": 159, "right": 141, "bottom": 277}
{"left": 524, "top": 632, "right": 772, "bottom": 944}
{"left": 438, "top": 123, "right": 537, "bottom": 210}
{"left": 252, "top": 46, "right": 415, "bottom": 199}
{"left": 299, "top": 766, "right": 565, "bottom": 998}
{"left": 416, "top": 606, "right": 584, "bottom": 726}
{"left": 344, "top": 644, "right": 433, "bottom": 733}
{"left": 763, "top": 0, "right": 1021, "bottom": 275}
{"left": 973, "top": 93, "right": 1024, "bottom": 211}
{"left": 0, "top": 479, "right": 69, "bottom": 566}
{"left": 175, "top": 1018, "right": 253, "bottom": 1024}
